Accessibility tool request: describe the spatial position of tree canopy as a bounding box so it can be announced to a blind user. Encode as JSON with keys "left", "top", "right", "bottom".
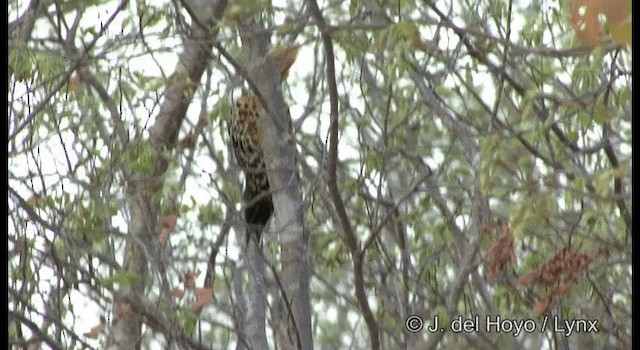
{"left": 8, "top": 0, "right": 631, "bottom": 349}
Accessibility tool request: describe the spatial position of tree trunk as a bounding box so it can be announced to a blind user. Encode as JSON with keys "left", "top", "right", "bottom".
{"left": 106, "top": 1, "right": 227, "bottom": 348}
{"left": 237, "top": 18, "right": 314, "bottom": 350}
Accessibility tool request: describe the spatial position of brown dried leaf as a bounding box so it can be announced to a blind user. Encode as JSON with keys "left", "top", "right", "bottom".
{"left": 484, "top": 228, "right": 515, "bottom": 282}
{"left": 482, "top": 221, "right": 499, "bottom": 235}
{"left": 516, "top": 271, "right": 538, "bottom": 286}
{"left": 554, "top": 277, "right": 577, "bottom": 296}
{"left": 486, "top": 267, "right": 498, "bottom": 282}
{"left": 179, "top": 134, "right": 197, "bottom": 149}
{"left": 538, "top": 270, "right": 559, "bottom": 287}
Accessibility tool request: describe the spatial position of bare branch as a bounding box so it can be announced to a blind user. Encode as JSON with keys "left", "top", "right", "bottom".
{"left": 307, "top": 1, "right": 381, "bottom": 349}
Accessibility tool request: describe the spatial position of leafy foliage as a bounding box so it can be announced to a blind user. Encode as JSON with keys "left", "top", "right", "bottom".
{"left": 8, "top": 0, "right": 630, "bottom": 349}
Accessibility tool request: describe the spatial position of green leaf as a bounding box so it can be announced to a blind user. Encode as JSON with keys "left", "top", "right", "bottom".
{"left": 537, "top": 194, "right": 558, "bottom": 218}
{"left": 198, "top": 202, "right": 223, "bottom": 226}
{"left": 176, "top": 309, "right": 198, "bottom": 336}
{"left": 101, "top": 271, "right": 144, "bottom": 288}
{"left": 465, "top": 67, "right": 473, "bottom": 87}
{"left": 576, "top": 111, "right": 592, "bottom": 128}
{"left": 509, "top": 200, "right": 531, "bottom": 240}
{"left": 9, "top": 44, "right": 34, "bottom": 81}
{"left": 349, "top": 0, "right": 357, "bottom": 17}
{"left": 222, "top": 182, "right": 240, "bottom": 203}
{"left": 127, "top": 143, "right": 155, "bottom": 174}
{"left": 393, "top": 22, "right": 420, "bottom": 42}
{"left": 592, "top": 103, "right": 612, "bottom": 124}
{"left": 564, "top": 187, "right": 574, "bottom": 209}
{"left": 618, "top": 87, "right": 631, "bottom": 105}
{"left": 434, "top": 85, "right": 450, "bottom": 98}
{"left": 609, "top": 15, "right": 631, "bottom": 45}
{"left": 364, "top": 153, "right": 381, "bottom": 171}
{"left": 595, "top": 171, "right": 611, "bottom": 197}
{"left": 62, "top": 0, "right": 101, "bottom": 11}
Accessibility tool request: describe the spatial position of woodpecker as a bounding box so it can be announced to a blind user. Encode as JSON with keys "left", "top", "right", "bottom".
{"left": 229, "top": 44, "right": 299, "bottom": 244}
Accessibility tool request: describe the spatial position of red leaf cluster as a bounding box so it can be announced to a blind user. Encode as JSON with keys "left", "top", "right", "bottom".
{"left": 484, "top": 222, "right": 515, "bottom": 282}
{"left": 191, "top": 287, "right": 213, "bottom": 311}
{"left": 179, "top": 270, "right": 200, "bottom": 289}
{"left": 83, "top": 316, "right": 106, "bottom": 339}
{"left": 518, "top": 247, "right": 599, "bottom": 314}
{"left": 157, "top": 213, "right": 179, "bottom": 246}
{"left": 171, "top": 270, "right": 213, "bottom": 311}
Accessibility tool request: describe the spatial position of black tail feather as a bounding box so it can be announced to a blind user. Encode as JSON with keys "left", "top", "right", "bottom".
{"left": 244, "top": 191, "right": 274, "bottom": 245}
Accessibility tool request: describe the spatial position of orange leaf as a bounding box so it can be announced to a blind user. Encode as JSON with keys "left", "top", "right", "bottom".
{"left": 532, "top": 297, "right": 552, "bottom": 315}
{"left": 172, "top": 287, "right": 185, "bottom": 298}
{"left": 83, "top": 324, "right": 104, "bottom": 339}
{"left": 570, "top": 0, "right": 605, "bottom": 47}
{"left": 191, "top": 287, "right": 213, "bottom": 311}
{"left": 180, "top": 270, "right": 200, "bottom": 289}
{"left": 161, "top": 213, "right": 178, "bottom": 231}
{"left": 116, "top": 302, "right": 132, "bottom": 320}
{"left": 603, "top": 0, "right": 630, "bottom": 23}
{"left": 157, "top": 227, "right": 170, "bottom": 246}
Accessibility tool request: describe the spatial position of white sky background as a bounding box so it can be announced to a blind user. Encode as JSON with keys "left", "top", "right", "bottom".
{"left": 8, "top": 0, "right": 630, "bottom": 348}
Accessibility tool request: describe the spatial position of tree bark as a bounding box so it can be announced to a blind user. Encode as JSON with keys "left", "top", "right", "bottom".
{"left": 237, "top": 19, "right": 314, "bottom": 350}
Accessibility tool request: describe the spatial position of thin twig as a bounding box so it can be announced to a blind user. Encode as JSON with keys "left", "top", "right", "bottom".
{"left": 306, "top": 1, "right": 381, "bottom": 349}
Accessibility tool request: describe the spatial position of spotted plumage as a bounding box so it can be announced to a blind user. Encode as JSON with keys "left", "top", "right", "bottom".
{"left": 229, "top": 45, "right": 299, "bottom": 244}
